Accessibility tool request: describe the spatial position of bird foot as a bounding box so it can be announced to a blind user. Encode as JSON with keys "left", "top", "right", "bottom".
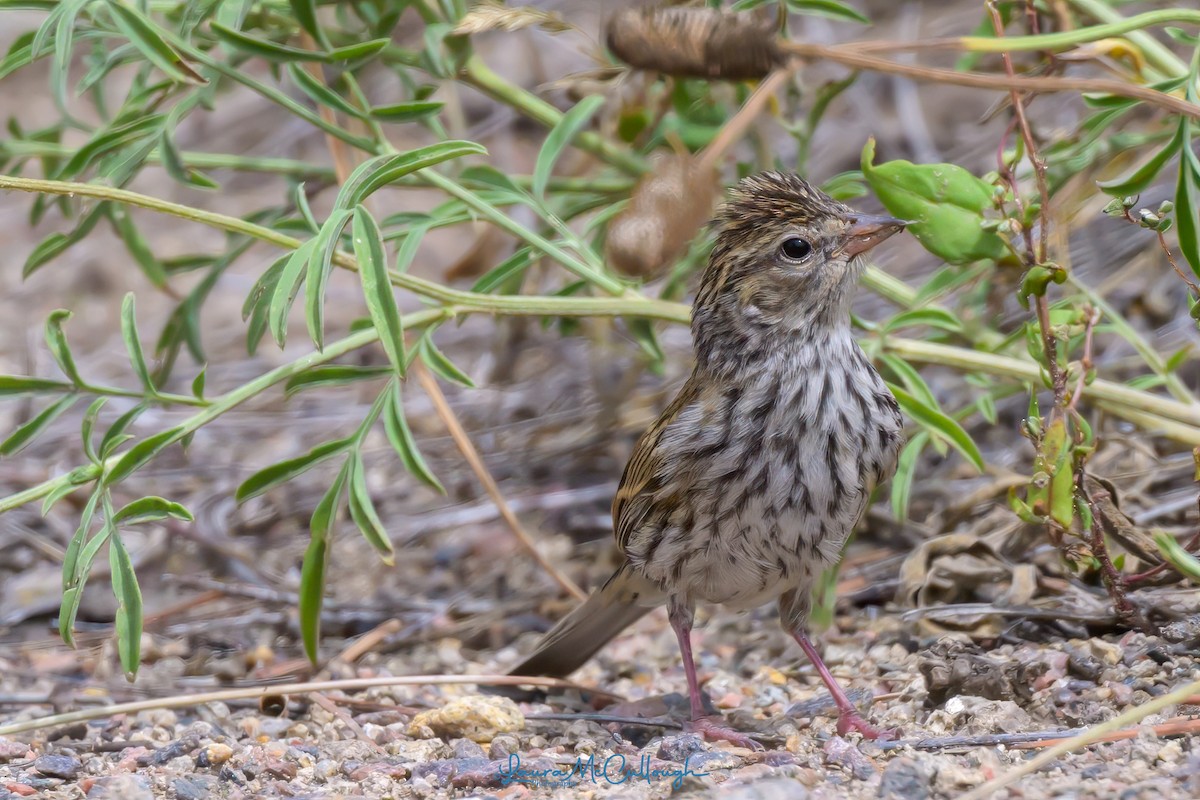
{"left": 836, "top": 711, "right": 898, "bottom": 741}
{"left": 684, "top": 716, "right": 765, "bottom": 751}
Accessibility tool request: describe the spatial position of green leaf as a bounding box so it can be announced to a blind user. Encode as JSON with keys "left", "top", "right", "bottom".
{"left": 158, "top": 121, "right": 217, "bottom": 189}
{"left": 0, "top": 394, "right": 78, "bottom": 456}
{"left": 326, "top": 38, "right": 390, "bottom": 62}
{"left": 55, "top": 114, "right": 165, "bottom": 180}
{"left": 80, "top": 396, "right": 106, "bottom": 464}
{"left": 353, "top": 206, "right": 407, "bottom": 378}
{"left": 417, "top": 333, "right": 474, "bottom": 387}
{"left": 23, "top": 204, "right": 108, "bottom": 278}
{"left": 287, "top": 63, "right": 368, "bottom": 119}
{"left": 471, "top": 247, "right": 536, "bottom": 293}
{"left": 305, "top": 208, "right": 353, "bottom": 351}
{"left": 105, "top": 426, "right": 185, "bottom": 485}
{"left": 890, "top": 385, "right": 984, "bottom": 472}
{"left": 120, "top": 293, "right": 156, "bottom": 396}
{"left": 109, "top": 207, "right": 168, "bottom": 288}
{"left": 1176, "top": 131, "right": 1200, "bottom": 280}
{"left": 1098, "top": 119, "right": 1184, "bottom": 196}
{"left": 243, "top": 252, "right": 289, "bottom": 355}
{"left": 347, "top": 450, "right": 395, "bottom": 563}
{"left": 299, "top": 461, "right": 349, "bottom": 663}
{"left": 370, "top": 101, "right": 444, "bottom": 122}
{"left": 861, "top": 137, "right": 1010, "bottom": 265}
{"left": 334, "top": 141, "right": 486, "bottom": 211}
{"left": 1155, "top": 530, "right": 1200, "bottom": 583}
{"left": 209, "top": 21, "right": 329, "bottom": 62}
{"left": 61, "top": 493, "right": 107, "bottom": 648}
{"left": 533, "top": 95, "right": 604, "bottom": 198}
{"left": 384, "top": 381, "right": 444, "bottom": 493}
{"left": 879, "top": 353, "right": 939, "bottom": 410}
{"left": 99, "top": 404, "right": 146, "bottom": 460}
{"left": 269, "top": 239, "right": 319, "bottom": 349}
{"left": 108, "top": 0, "right": 206, "bottom": 84}
{"left": 235, "top": 437, "right": 352, "bottom": 503}
{"left": 45, "top": 309, "right": 84, "bottom": 386}
{"left": 882, "top": 308, "right": 963, "bottom": 334}
{"left": 191, "top": 365, "right": 206, "bottom": 399}
{"left": 289, "top": 0, "right": 330, "bottom": 49}
{"left": 284, "top": 365, "right": 393, "bottom": 397}
{"left": 890, "top": 432, "right": 928, "bottom": 520}
{"left": 784, "top": 0, "right": 870, "bottom": 24}
{"left": 108, "top": 531, "right": 144, "bottom": 678}
{"left": 112, "top": 496, "right": 194, "bottom": 525}
{"left": 0, "top": 375, "right": 74, "bottom": 396}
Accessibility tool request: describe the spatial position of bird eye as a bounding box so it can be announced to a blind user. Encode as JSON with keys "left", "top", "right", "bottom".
{"left": 779, "top": 237, "right": 813, "bottom": 261}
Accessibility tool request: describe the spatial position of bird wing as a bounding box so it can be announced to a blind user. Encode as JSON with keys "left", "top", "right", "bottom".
{"left": 612, "top": 379, "right": 701, "bottom": 554}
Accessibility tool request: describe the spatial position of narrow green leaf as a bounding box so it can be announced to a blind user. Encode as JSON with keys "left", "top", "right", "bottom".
{"left": 23, "top": 204, "right": 108, "bottom": 278}
{"left": 417, "top": 334, "right": 474, "bottom": 387}
{"left": 209, "top": 21, "right": 329, "bottom": 62}
{"left": 108, "top": 531, "right": 144, "bottom": 678}
{"left": 120, "top": 293, "right": 156, "bottom": 395}
{"left": 235, "top": 437, "right": 352, "bottom": 503}
{"left": 890, "top": 432, "right": 928, "bottom": 520}
{"left": 384, "top": 381, "right": 444, "bottom": 493}
{"left": 191, "top": 365, "right": 206, "bottom": 399}
{"left": 890, "top": 385, "right": 985, "bottom": 472}
{"left": 882, "top": 308, "right": 963, "bottom": 334}
{"left": 784, "top": 0, "right": 870, "bottom": 23}
{"left": 269, "top": 239, "right": 319, "bottom": 349}
{"left": 99, "top": 404, "right": 147, "bottom": 460}
{"left": 471, "top": 247, "right": 536, "bottom": 293}
{"left": 0, "top": 394, "right": 78, "bottom": 456}
{"left": 347, "top": 450, "right": 395, "bottom": 563}
{"left": 157, "top": 123, "right": 217, "bottom": 189}
{"left": 0, "top": 375, "right": 74, "bottom": 396}
{"left": 326, "top": 38, "right": 390, "bottom": 62}
{"left": 113, "top": 496, "right": 194, "bottom": 525}
{"left": 299, "top": 461, "right": 349, "bottom": 663}
{"left": 284, "top": 365, "right": 392, "bottom": 398}
{"left": 108, "top": 0, "right": 206, "bottom": 84}
{"left": 45, "top": 309, "right": 84, "bottom": 386}
{"left": 1155, "top": 530, "right": 1200, "bottom": 583}
{"left": 105, "top": 426, "right": 185, "bottom": 485}
{"left": 334, "top": 141, "right": 486, "bottom": 211}
{"left": 533, "top": 95, "right": 604, "bottom": 198}
{"left": 62, "top": 508, "right": 111, "bottom": 648}
{"left": 109, "top": 207, "right": 168, "bottom": 288}
{"left": 1098, "top": 120, "right": 1185, "bottom": 196}
{"left": 370, "top": 101, "right": 443, "bottom": 123}
{"left": 353, "top": 206, "right": 406, "bottom": 378}
{"left": 1176, "top": 138, "right": 1200, "bottom": 279}
{"left": 42, "top": 479, "right": 85, "bottom": 516}
{"left": 288, "top": 0, "right": 330, "bottom": 49}
{"left": 287, "top": 63, "right": 368, "bottom": 119}
{"left": 305, "top": 208, "right": 354, "bottom": 352}
{"left": 79, "top": 397, "right": 106, "bottom": 465}
{"left": 55, "top": 114, "right": 165, "bottom": 181}
{"left": 879, "top": 353, "right": 939, "bottom": 410}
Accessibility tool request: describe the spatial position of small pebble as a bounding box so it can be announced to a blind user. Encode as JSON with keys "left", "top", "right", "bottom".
{"left": 33, "top": 754, "right": 81, "bottom": 780}
{"left": 200, "top": 743, "right": 233, "bottom": 767}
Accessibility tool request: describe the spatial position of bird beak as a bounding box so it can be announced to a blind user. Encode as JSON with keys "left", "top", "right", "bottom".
{"left": 840, "top": 214, "right": 907, "bottom": 258}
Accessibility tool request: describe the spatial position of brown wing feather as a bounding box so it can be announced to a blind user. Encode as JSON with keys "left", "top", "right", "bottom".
{"left": 612, "top": 379, "right": 701, "bottom": 553}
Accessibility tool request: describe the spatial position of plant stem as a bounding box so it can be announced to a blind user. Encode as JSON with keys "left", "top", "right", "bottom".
{"left": 460, "top": 55, "right": 648, "bottom": 175}
{"left": 1066, "top": 0, "right": 1191, "bottom": 79}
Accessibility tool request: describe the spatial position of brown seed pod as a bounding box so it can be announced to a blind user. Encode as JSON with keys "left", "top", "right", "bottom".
{"left": 605, "top": 6, "right": 782, "bottom": 81}
{"left": 605, "top": 154, "right": 718, "bottom": 280}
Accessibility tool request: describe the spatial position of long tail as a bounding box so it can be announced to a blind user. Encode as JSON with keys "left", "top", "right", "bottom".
{"left": 509, "top": 567, "right": 658, "bottom": 679}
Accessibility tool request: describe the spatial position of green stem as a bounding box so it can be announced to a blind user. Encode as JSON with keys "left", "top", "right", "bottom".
{"left": 0, "top": 141, "right": 339, "bottom": 179}
{"left": 1065, "top": 0, "right": 1191, "bottom": 79}
{"left": 960, "top": 9, "right": 1200, "bottom": 62}
{"left": 460, "top": 55, "right": 648, "bottom": 176}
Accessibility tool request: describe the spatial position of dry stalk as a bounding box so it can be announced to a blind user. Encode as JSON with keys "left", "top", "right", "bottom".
{"left": 412, "top": 363, "right": 586, "bottom": 601}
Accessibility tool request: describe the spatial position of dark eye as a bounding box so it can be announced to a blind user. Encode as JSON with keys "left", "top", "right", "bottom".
{"left": 780, "top": 237, "right": 812, "bottom": 261}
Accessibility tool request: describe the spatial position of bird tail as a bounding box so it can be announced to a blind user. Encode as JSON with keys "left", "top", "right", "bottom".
{"left": 508, "top": 567, "right": 658, "bottom": 680}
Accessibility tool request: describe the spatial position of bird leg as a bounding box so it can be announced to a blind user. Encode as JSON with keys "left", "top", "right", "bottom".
{"left": 791, "top": 630, "right": 896, "bottom": 740}
{"left": 667, "top": 599, "right": 763, "bottom": 750}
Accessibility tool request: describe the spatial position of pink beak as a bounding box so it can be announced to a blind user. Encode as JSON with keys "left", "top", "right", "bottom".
{"left": 841, "top": 214, "right": 906, "bottom": 258}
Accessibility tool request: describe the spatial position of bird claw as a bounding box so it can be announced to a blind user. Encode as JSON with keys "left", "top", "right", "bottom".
{"left": 684, "top": 716, "right": 766, "bottom": 751}
{"left": 836, "top": 712, "right": 898, "bottom": 741}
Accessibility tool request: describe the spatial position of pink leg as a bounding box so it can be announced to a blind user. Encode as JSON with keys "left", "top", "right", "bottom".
{"left": 792, "top": 631, "right": 896, "bottom": 740}
{"left": 668, "top": 600, "right": 763, "bottom": 750}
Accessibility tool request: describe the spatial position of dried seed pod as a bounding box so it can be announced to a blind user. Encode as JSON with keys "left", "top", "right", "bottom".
{"left": 605, "top": 154, "right": 718, "bottom": 280}
{"left": 605, "top": 6, "right": 782, "bottom": 80}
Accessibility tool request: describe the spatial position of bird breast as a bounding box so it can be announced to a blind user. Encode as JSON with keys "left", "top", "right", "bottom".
{"left": 626, "top": 330, "right": 903, "bottom": 608}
